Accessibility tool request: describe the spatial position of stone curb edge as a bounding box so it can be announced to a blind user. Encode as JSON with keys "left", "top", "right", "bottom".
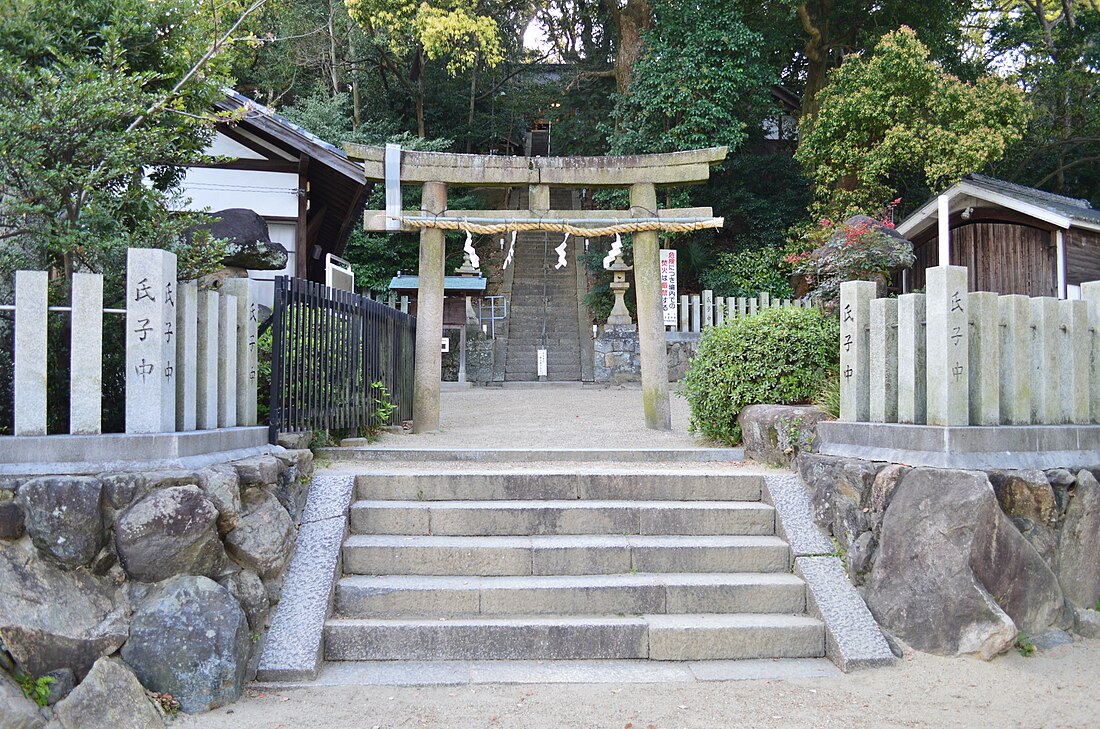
{"left": 763, "top": 474, "right": 895, "bottom": 672}
{"left": 256, "top": 472, "right": 355, "bottom": 681}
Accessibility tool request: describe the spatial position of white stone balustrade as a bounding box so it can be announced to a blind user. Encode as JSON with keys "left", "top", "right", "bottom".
{"left": 4, "top": 248, "right": 258, "bottom": 436}
{"left": 841, "top": 265, "right": 1100, "bottom": 426}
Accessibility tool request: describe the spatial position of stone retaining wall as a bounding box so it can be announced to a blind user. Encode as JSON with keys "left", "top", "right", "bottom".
{"left": 0, "top": 443, "right": 314, "bottom": 724}
{"left": 593, "top": 327, "right": 698, "bottom": 384}
{"left": 795, "top": 453, "right": 1100, "bottom": 658}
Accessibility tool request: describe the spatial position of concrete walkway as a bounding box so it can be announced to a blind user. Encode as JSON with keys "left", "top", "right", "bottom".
{"left": 370, "top": 383, "right": 702, "bottom": 450}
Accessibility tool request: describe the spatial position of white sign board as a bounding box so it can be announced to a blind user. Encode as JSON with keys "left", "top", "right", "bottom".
{"left": 441, "top": 337, "right": 450, "bottom": 353}
{"left": 660, "top": 249, "right": 678, "bottom": 326}
{"left": 325, "top": 253, "right": 355, "bottom": 292}
{"left": 537, "top": 348, "right": 547, "bottom": 377}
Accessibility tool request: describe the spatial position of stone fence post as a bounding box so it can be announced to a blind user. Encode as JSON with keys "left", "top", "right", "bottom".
{"left": 1084, "top": 282, "right": 1100, "bottom": 424}
{"left": 925, "top": 265, "right": 968, "bottom": 426}
{"left": 897, "top": 293, "right": 926, "bottom": 424}
{"left": 839, "top": 280, "right": 876, "bottom": 422}
{"left": 125, "top": 248, "right": 177, "bottom": 434}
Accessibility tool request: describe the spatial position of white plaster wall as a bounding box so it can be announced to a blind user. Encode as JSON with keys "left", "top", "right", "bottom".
{"left": 248, "top": 222, "right": 297, "bottom": 310}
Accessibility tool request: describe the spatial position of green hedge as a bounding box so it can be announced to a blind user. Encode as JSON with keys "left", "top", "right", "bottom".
{"left": 681, "top": 306, "right": 839, "bottom": 445}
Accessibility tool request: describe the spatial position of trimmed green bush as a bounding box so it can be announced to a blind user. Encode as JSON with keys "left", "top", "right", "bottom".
{"left": 681, "top": 306, "right": 839, "bottom": 445}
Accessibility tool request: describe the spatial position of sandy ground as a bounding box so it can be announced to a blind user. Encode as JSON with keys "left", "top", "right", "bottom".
{"left": 367, "top": 383, "right": 703, "bottom": 450}
{"left": 183, "top": 640, "right": 1100, "bottom": 728}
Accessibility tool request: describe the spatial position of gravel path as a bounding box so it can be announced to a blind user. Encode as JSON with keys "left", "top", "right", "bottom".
{"left": 183, "top": 639, "right": 1100, "bottom": 728}
{"left": 370, "top": 383, "right": 702, "bottom": 450}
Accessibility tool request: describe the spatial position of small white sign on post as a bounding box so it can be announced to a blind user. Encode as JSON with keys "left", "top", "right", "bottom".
{"left": 537, "top": 348, "right": 548, "bottom": 377}
{"left": 660, "top": 249, "right": 678, "bottom": 326}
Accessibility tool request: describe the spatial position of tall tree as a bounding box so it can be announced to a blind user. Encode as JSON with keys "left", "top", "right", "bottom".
{"left": 609, "top": 0, "right": 774, "bottom": 154}
{"left": 0, "top": 0, "right": 255, "bottom": 280}
{"left": 345, "top": 0, "right": 507, "bottom": 136}
{"left": 982, "top": 1, "right": 1100, "bottom": 201}
{"left": 786, "top": 0, "right": 972, "bottom": 120}
{"left": 796, "top": 26, "right": 1028, "bottom": 216}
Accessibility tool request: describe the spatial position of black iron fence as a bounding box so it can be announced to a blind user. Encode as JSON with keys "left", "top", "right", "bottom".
{"left": 268, "top": 277, "right": 416, "bottom": 443}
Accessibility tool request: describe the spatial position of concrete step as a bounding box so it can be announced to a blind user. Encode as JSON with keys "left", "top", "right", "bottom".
{"left": 504, "top": 372, "right": 580, "bottom": 382}
{"left": 348, "top": 500, "right": 775, "bottom": 536}
{"left": 299, "top": 658, "right": 841, "bottom": 686}
{"left": 342, "top": 534, "right": 790, "bottom": 576}
{"left": 334, "top": 573, "right": 807, "bottom": 617}
{"left": 325, "top": 446, "right": 747, "bottom": 464}
{"left": 354, "top": 471, "right": 762, "bottom": 501}
{"left": 324, "top": 614, "right": 824, "bottom": 661}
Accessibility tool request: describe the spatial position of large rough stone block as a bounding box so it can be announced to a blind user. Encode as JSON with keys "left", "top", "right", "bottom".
{"left": 1056, "top": 469, "right": 1100, "bottom": 609}
{"left": 232, "top": 455, "right": 283, "bottom": 487}
{"left": 270, "top": 464, "right": 310, "bottom": 524}
{"left": 115, "top": 485, "right": 225, "bottom": 582}
{"left": 225, "top": 490, "right": 295, "bottom": 579}
{"left": 738, "top": 404, "right": 832, "bottom": 468}
{"left": 794, "top": 453, "right": 845, "bottom": 531}
{"left": 276, "top": 432, "right": 313, "bottom": 450}
{"left": 988, "top": 470, "right": 1057, "bottom": 525}
{"left": 98, "top": 472, "right": 151, "bottom": 513}
{"left": 16, "top": 477, "right": 104, "bottom": 568}
{"left": 869, "top": 464, "right": 908, "bottom": 538}
{"left": 52, "top": 658, "right": 164, "bottom": 729}
{"left": 121, "top": 575, "right": 249, "bottom": 714}
{"left": 197, "top": 465, "right": 241, "bottom": 534}
{"left": 867, "top": 468, "right": 1063, "bottom": 659}
{"left": 221, "top": 569, "right": 269, "bottom": 632}
{"left": 0, "top": 500, "right": 25, "bottom": 540}
{"left": 0, "top": 542, "right": 128, "bottom": 680}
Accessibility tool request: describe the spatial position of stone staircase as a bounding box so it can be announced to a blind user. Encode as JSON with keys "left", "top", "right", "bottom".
{"left": 504, "top": 189, "right": 583, "bottom": 382}
{"left": 322, "top": 463, "right": 826, "bottom": 665}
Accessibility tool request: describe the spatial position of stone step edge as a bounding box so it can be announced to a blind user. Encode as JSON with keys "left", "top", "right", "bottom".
{"left": 256, "top": 657, "right": 841, "bottom": 687}
{"left": 323, "top": 614, "right": 826, "bottom": 661}
{"left": 349, "top": 499, "right": 775, "bottom": 510}
{"left": 323, "top": 447, "right": 747, "bottom": 463}
{"left": 333, "top": 572, "right": 808, "bottom": 617}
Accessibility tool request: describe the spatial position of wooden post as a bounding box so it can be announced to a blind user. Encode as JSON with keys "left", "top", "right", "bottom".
{"left": 632, "top": 182, "right": 670, "bottom": 430}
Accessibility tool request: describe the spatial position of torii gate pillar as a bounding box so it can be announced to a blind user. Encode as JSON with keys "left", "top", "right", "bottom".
{"left": 412, "top": 180, "right": 447, "bottom": 432}
{"left": 631, "top": 182, "right": 671, "bottom": 430}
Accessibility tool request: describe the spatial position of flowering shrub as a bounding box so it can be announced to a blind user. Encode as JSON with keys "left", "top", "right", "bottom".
{"left": 786, "top": 200, "right": 915, "bottom": 304}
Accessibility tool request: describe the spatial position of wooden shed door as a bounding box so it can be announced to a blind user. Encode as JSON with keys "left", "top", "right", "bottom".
{"left": 912, "top": 222, "right": 1056, "bottom": 296}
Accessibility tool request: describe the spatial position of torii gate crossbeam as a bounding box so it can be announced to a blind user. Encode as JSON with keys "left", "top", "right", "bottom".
{"left": 344, "top": 145, "right": 728, "bottom": 433}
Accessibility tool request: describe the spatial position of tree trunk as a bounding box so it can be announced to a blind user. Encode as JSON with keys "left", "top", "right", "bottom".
{"left": 796, "top": 1, "right": 832, "bottom": 122}
{"left": 416, "top": 71, "right": 426, "bottom": 138}
{"left": 327, "top": 0, "right": 342, "bottom": 95}
{"left": 609, "top": 0, "right": 653, "bottom": 94}
{"left": 467, "top": 60, "right": 478, "bottom": 153}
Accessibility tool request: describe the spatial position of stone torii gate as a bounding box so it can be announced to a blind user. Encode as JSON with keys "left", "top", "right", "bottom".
{"left": 344, "top": 144, "right": 728, "bottom": 433}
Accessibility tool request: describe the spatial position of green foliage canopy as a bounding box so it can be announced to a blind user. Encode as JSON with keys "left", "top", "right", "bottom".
{"left": 609, "top": 0, "right": 773, "bottom": 155}
{"left": 796, "top": 26, "right": 1029, "bottom": 218}
{"left": 0, "top": 0, "right": 237, "bottom": 280}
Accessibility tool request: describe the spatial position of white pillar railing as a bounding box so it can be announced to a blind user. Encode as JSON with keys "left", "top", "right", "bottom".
{"left": 840, "top": 266, "right": 1100, "bottom": 425}
{"left": 666, "top": 290, "right": 807, "bottom": 333}
{"left": 2, "top": 247, "right": 259, "bottom": 436}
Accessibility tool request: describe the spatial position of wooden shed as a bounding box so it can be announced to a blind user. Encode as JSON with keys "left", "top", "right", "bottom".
{"left": 177, "top": 90, "right": 370, "bottom": 305}
{"left": 896, "top": 175, "right": 1100, "bottom": 298}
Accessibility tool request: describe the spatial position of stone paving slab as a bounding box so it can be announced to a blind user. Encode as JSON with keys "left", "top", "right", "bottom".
{"left": 322, "top": 447, "right": 747, "bottom": 463}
